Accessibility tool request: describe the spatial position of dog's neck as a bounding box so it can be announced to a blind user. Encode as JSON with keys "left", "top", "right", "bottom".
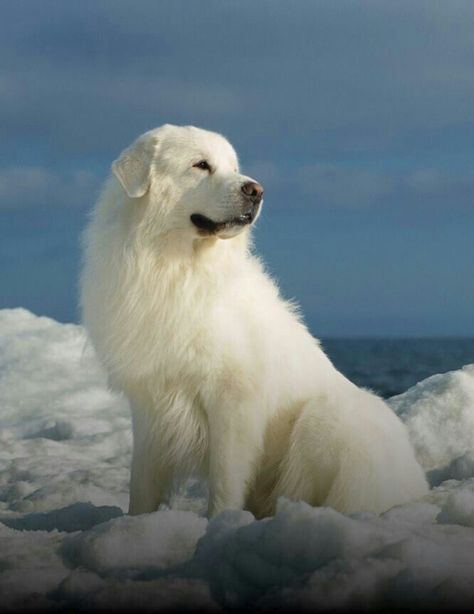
{"left": 143, "top": 227, "right": 252, "bottom": 273}
{"left": 192, "top": 230, "right": 251, "bottom": 259}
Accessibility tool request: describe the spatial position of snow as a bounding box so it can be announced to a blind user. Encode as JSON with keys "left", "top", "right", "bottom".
{"left": 1, "top": 308, "right": 474, "bottom": 612}
{"left": 65, "top": 509, "right": 207, "bottom": 574}
{"left": 389, "top": 364, "right": 474, "bottom": 475}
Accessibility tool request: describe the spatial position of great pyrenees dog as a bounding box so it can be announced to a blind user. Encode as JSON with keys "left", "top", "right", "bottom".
{"left": 81, "top": 124, "right": 428, "bottom": 518}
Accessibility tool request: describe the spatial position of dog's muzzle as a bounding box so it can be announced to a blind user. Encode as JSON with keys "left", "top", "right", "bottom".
{"left": 191, "top": 180, "right": 264, "bottom": 236}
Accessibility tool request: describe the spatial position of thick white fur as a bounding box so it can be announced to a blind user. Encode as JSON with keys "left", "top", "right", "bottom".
{"left": 81, "top": 124, "right": 428, "bottom": 518}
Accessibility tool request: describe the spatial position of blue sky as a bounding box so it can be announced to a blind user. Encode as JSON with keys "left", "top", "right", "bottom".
{"left": 1, "top": 0, "right": 473, "bottom": 336}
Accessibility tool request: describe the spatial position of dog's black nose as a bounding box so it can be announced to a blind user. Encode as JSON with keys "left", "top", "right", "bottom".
{"left": 241, "top": 181, "right": 264, "bottom": 203}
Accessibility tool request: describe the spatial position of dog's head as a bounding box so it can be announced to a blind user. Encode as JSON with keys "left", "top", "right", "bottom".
{"left": 112, "top": 124, "right": 264, "bottom": 240}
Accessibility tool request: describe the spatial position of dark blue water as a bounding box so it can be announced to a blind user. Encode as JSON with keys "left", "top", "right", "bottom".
{"left": 321, "top": 338, "right": 474, "bottom": 398}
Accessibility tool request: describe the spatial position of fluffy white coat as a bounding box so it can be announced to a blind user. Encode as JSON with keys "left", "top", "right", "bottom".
{"left": 80, "top": 124, "right": 428, "bottom": 517}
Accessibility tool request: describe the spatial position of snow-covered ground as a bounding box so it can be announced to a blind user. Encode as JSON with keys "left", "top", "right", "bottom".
{"left": 1, "top": 308, "right": 474, "bottom": 612}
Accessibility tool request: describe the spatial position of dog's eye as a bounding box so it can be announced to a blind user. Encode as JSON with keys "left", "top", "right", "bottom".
{"left": 193, "top": 160, "right": 212, "bottom": 172}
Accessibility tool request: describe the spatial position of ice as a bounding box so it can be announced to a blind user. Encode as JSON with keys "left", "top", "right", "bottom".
{"left": 2, "top": 308, "right": 474, "bottom": 611}
{"left": 1, "top": 502, "right": 123, "bottom": 533}
{"left": 0, "top": 308, "right": 131, "bottom": 516}
{"left": 389, "top": 364, "right": 474, "bottom": 473}
{"left": 64, "top": 509, "right": 207, "bottom": 574}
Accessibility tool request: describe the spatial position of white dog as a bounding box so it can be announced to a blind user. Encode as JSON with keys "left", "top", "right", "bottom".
{"left": 80, "top": 124, "right": 428, "bottom": 518}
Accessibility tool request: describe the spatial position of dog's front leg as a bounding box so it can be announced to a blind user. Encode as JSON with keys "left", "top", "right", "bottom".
{"left": 206, "top": 400, "right": 263, "bottom": 517}
{"left": 129, "top": 444, "right": 172, "bottom": 515}
{"left": 128, "top": 403, "right": 173, "bottom": 515}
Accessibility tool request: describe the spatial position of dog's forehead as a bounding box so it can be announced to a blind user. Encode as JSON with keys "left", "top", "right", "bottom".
{"left": 162, "top": 126, "right": 238, "bottom": 168}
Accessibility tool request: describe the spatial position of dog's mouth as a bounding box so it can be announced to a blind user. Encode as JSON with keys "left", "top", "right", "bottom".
{"left": 191, "top": 210, "right": 257, "bottom": 235}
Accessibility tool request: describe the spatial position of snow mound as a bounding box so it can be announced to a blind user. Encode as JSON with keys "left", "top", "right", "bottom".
{"left": 0, "top": 308, "right": 132, "bottom": 516}
{"left": 64, "top": 509, "right": 207, "bottom": 574}
{"left": 193, "top": 498, "right": 474, "bottom": 611}
{"left": 389, "top": 365, "right": 474, "bottom": 477}
{"left": 2, "top": 308, "right": 474, "bottom": 612}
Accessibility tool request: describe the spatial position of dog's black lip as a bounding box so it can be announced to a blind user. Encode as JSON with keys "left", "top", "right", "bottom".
{"left": 191, "top": 212, "right": 254, "bottom": 234}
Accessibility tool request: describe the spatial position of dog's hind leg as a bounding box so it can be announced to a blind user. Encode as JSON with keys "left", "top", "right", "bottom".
{"left": 273, "top": 392, "right": 428, "bottom": 515}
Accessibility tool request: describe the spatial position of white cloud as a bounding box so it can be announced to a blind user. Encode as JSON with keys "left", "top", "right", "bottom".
{"left": 2, "top": 1, "right": 474, "bottom": 159}
{"left": 299, "top": 164, "right": 393, "bottom": 207}
{"left": 298, "top": 164, "right": 474, "bottom": 209}
{"left": 0, "top": 167, "right": 99, "bottom": 209}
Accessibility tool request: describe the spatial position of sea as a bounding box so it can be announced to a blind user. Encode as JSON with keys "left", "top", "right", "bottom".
{"left": 320, "top": 337, "right": 474, "bottom": 398}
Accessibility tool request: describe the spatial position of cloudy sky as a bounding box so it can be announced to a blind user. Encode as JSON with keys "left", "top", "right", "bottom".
{"left": 1, "top": 0, "right": 473, "bottom": 336}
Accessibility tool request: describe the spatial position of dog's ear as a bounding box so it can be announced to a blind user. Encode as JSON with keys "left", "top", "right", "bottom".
{"left": 112, "top": 132, "right": 158, "bottom": 198}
